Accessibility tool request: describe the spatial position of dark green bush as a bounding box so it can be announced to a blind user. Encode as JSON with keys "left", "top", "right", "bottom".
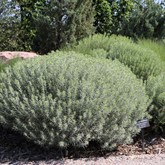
{"left": 146, "top": 73, "right": 165, "bottom": 132}
{"left": 0, "top": 51, "right": 150, "bottom": 150}
{"left": 70, "top": 34, "right": 163, "bottom": 81}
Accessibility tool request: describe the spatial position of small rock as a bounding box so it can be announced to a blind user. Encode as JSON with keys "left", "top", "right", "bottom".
{"left": 0, "top": 51, "right": 38, "bottom": 61}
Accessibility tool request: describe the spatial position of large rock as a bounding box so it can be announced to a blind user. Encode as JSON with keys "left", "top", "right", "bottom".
{"left": 0, "top": 51, "right": 38, "bottom": 61}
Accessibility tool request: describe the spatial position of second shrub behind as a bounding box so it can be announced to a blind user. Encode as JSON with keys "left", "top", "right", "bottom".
{"left": 70, "top": 34, "right": 164, "bottom": 81}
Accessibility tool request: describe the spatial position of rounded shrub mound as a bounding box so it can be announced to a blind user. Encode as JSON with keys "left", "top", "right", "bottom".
{"left": 69, "top": 34, "right": 163, "bottom": 81}
{"left": 0, "top": 51, "right": 150, "bottom": 150}
{"left": 107, "top": 42, "right": 164, "bottom": 81}
{"left": 138, "top": 39, "right": 165, "bottom": 61}
{"left": 146, "top": 73, "right": 165, "bottom": 132}
{"left": 69, "top": 34, "right": 132, "bottom": 58}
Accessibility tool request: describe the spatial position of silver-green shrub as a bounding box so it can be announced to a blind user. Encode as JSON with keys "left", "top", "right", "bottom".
{"left": 138, "top": 39, "right": 165, "bottom": 61}
{"left": 70, "top": 34, "right": 163, "bottom": 81}
{"left": 107, "top": 42, "right": 164, "bottom": 81}
{"left": 0, "top": 51, "right": 150, "bottom": 150}
{"left": 146, "top": 73, "right": 165, "bottom": 132}
{"left": 68, "top": 34, "right": 132, "bottom": 57}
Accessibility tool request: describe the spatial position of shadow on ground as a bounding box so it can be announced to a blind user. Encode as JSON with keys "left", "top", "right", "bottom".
{"left": 0, "top": 126, "right": 110, "bottom": 164}
{"left": 0, "top": 125, "right": 165, "bottom": 164}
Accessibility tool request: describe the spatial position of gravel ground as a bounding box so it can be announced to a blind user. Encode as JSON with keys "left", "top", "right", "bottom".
{"left": 1, "top": 126, "right": 165, "bottom": 165}
{"left": 54, "top": 154, "right": 165, "bottom": 165}
{"left": 1, "top": 154, "right": 165, "bottom": 165}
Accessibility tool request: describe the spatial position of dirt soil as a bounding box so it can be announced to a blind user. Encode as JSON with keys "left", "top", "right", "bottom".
{"left": 0, "top": 126, "right": 165, "bottom": 165}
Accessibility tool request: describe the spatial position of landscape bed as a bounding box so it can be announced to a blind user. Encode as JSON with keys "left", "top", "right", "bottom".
{"left": 0, "top": 126, "right": 165, "bottom": 164}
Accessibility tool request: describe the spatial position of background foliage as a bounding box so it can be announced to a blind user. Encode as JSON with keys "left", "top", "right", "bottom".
{"left": 0, "top": 0, "right": 95, "bottom": 54}
{"left": 1, "top": 0, "right": 165, "bottom": 53}
{"left": 94, "top": 0, "right": 165, "bottom": 40}
{"left": 0, "top": 0, "right": 30, "bottom": 51}
{"left": 138, "top": 39, "right": 165, "bottom": 61}
{"left": 120, "top": 0, "right": 165, "bottom": 39}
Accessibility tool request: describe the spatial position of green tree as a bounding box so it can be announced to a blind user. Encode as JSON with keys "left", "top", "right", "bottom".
{"left": 0, "top": 0, "right": 25, "bottom": 51}
{"left": 121, "top": 0, "right": 165, "bottom": 39}
{"left": 0, "top": 0, "right": 95, "bottom": 54}
{"left": 16, "top": 0, "right": 46, "bottom": 51}
{"left": 94, "top": 0, "right": 134, "bottom": 35}
{"left": 94, "top": 0, "right": 112, "bottom": 34}
{"left": 16, "top": 0, "right": 95, "bottom": 54}
{"left": 36, "top": 0, "right": 95, "bottom": 54}
{"left": 94, "top": 0, "right": 165, "bottom": 39}
{"left": 110, "top": 0, "right": 134, "bottom": 34}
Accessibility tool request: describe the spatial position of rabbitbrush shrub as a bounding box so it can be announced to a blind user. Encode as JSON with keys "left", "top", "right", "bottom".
{"left": 138, "top": 39, "right": 165, "bottom": 61}
{"left": 0, "top": 51, "right": 150, "bottom": 150}
{"left": 106, "top": 42, "right": 164, "bottom": 81}
{"left": 146, "top": 73, "right": 165, "bottom": 132}
{"left": 68, "top": 34, "right": 132, "bottom": 58}
{"left": 70, "top": 34, "right": 163, "bottom": 81}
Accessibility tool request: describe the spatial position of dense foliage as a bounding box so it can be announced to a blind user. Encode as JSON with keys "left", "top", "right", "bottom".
{"left": 146, "top": 73, "right": 165, "bottom": 132}
{"left": 0, "top": 0, "right": 165, "bottom": 148}
{"left": 31, "top": 0, "right": 95, "bottom": 54}
{"left": 94, "top": 0, "right": 165, "bottom": 40}
{"left": 0, "top": 0, "right": 30, "bottom": 51}
{"left": 93, "top": 0, "right": 112, "bottom": 34}
{"left": 121, "top": 0, "right": 165, "bottom": 39}
{"left": 138, "top": 39, "right": 165, "bottom": 61}
{"left": 0, "top": 51, "right": 150, "bottom": 149}
{"left": 0, "top": 0, "right": 95, "bottom": 54}
{"left": 68, "top": 34, "right": 132, "bottom": 56}
{"left": 1, "top": 0, "right": 165, "bottom": 53}
{"left": 70, "top": 34, "right": 163, "bottom": 81}
{"left": 94, "top": 0, "right": 134, "bottom": 34}
{"left": 106, "top": 42, "right": 164, "bottom": 81}
{"left": 0, "top": 58, "right": 22, "bottom": 73}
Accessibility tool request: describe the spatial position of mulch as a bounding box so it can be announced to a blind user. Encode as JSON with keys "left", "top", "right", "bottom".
{"left": 0, "top": 126, "right": 165, "bottom": 164}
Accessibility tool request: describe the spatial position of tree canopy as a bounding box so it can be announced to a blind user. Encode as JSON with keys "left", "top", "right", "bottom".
{"left": 0, "top": 0, "right": 165, "bottom": 53}
{"left": 94, "top": 0, "right": 165, "bottom": 40}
